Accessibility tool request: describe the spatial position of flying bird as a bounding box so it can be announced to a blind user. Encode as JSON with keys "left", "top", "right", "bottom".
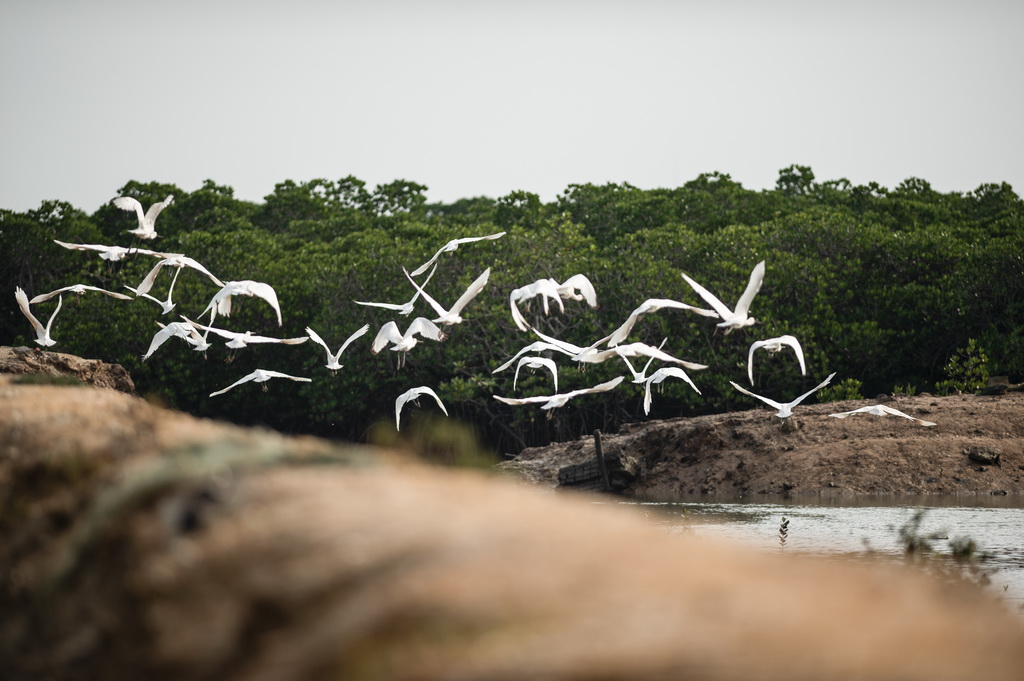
{"left": 730, "top": 372, "right": 836, "bottom": 419}
{"left": 829, "top": 404, "right": 937, "bottom": 427}
{"left": 133, "top": 254, "right": 224, "bottom": 298}
{"left": 494, "top": 376, "right": 624, "bottom": 411}
{"left": 492, "top": 340, "right": 578, "bottom": 374}
{"left": 371, "top": 317, "right": 447, "bottom": 368}
{"left": 306, "top": 323, "right": 370, "bottom": 372}
{"left": 643, "top": 367, "right": 702, "bottom": 415}
{"left": 403, "top": 266, "right": 490, "bottom": 326}
{"left": 203, "top": 280, "right": 282, "bottom": 326}
{"left": 395, "top": 386, "right": 449, "bottom": 430}
{"left": 513, "top": 356, "right": 559, "bottom": 392}
{"left": 52, "top": 240, "right": 180, "bottom": 262}
{"left": 181, "top": 317, "right": 307, "bottom": 350}
{"left": 143, "top": 321, "right": 213, "bottom": 359}
{"left": 112, "top": 194, "right": 174, "bottom": 239}
{"left": 15, "top": 287, "right": 62, "bottom": 347}
{"left": 747, "top": 334, "right": 807, "bottom": 385}
{"left": 209, "top": 369, "right": 312, "bottom": 397}
{"left": 354, "top": 262, "right": 438, "bottom": 315}
{"left": 508, "top": 278, "right": 564, "bottom": 331}
{"left": 409, "top": 231, "right": 506, "bottom": 277}
{"left": 508, "top": 274, "right": 599, "bottom": 332}
{"left": 576, "top": 341, "right": 709, "bottom": 371}
{"left": 607, "top": 298, "right": 717, "bottom": 347}
{"left": 681, "top": 260, "right": 766, "bottom": 334}
{"left": 29, "top": 284, "right": 133, "bottom": 304}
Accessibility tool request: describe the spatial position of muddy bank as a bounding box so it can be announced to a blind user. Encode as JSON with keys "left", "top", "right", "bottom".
{"left": 502, "top": 391, "right": 1024, "bottom": 499}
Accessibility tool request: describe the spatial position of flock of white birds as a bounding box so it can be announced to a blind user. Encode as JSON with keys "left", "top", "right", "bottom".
{"left": 13, "top": 194, "right": 938, "bottom": 432}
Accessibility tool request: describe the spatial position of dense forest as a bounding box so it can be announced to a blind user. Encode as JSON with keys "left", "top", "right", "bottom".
{"left": 2, "top": 165, "right": 1022, "bottom": 457}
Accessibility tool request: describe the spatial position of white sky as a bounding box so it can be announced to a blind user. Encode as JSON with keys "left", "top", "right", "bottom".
{"left": 2, "top": 0, "right": 1022, "bottom": 213}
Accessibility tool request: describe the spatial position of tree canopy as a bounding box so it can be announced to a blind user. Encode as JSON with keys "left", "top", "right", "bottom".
{"left": 3, "top": 169, "right": 1021, "bottom": 456}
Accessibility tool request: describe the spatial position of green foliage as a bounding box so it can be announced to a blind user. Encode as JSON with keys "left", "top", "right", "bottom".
{"left": 817, "top": 378, "right": 864, "bottom": 403}
{"left": 2, "top": 167, "right": 1023, "bottom": 455}
{"left": 934, "top": 339, "right": 989, "bottom": 396}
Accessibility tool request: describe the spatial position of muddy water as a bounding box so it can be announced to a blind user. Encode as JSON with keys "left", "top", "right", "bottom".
{"left": 618, "top": 496, "right": 1024, "bottom": 614}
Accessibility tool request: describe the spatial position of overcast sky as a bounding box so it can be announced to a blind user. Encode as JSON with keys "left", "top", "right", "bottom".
{"left": 2, "top": 0, "right": 1021, "bottom": 213}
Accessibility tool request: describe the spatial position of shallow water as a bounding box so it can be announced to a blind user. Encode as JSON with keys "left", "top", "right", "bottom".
{"left": 616, "top": 496, "right": 1024, "bottom": 613}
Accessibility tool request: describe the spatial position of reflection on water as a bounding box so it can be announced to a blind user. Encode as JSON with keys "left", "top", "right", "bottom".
{"left": 618, "top": 496, "right": 1024, "bottom": 613}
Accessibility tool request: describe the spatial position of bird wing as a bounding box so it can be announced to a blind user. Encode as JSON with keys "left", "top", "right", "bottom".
{"left": 209, "top": 371, "right": 260, "bottom": 397}
{"left": 304, "top": 326, "right": 333, "bottom": 359}
{"left": 337, "top": 323, "right": 371, "bottom": 357}
{"left": 493, "top": 341, "right": 565, "bottom": 373}
{"left": 405, "top": 316, "right": 446, "bottom": 342}
{"left": 606, "top": 308, "right": 642, "bottom": 347}
{"left": 144, "top": 195, "right": 174, "bottom": 222}
{"left": 143, "top": 322, "right": 186, "bottom": 360}
{"left": 112, "top": 196, "right": 144, "bottom": 221}
{"left": 513, "top": 356, "right": 558, "bottom": 391}
{"left": 730, "top": 380, "right": 784, "bottom": 412}
{"left": 135, "top": 258, "right": 173, "bottom": 296}
{"left": 15, "top": 287, "right": 46, "bottom": 336}
{"left": 733, "top": 260, "right": 766, "bottom": 317}
{"left": 566, "top": 375, "right": 625, "bottom": 399}
{"left": 558, "top": 273, "right": 598, "bottom": 307}
{"left": 402, "top": 267, "right": 448, "bottom": 318}
{"left": 779, "top": 335, "right": 807, "bottom": 375}
{"left": 372, "top": 322, "right": 403, "bottom": 353}
{"left": 446, "top": 267, "right": 490, "bottom": 316}
{"left": 747, "top": 339, "right": 764, "bottom": 385}
{"left": 238, "top": 280, "right": 283, "bottom": 325}
{"left": 257, "top": 369, "right": 312, "bottom": 383}
{"left": 493, "top": 393, "right": 553, "bottom": 406}
{"left": 786, "top": 372, "right": 836, "bottom": 409}
{"left": 679, "top": 271, "right": 732, "bottom": 319}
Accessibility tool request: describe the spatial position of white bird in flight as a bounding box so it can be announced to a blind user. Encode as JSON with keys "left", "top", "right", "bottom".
{"left": 730, "top": 372, "right": 836, "bottom": 419}
{"left": 29, "top": 284, "right": 133, "bottom": 304}
{"left": 112, "top": 194, "right": 174, "bottom": 239}
{"left": 508, "top": 278, "right": 564, "bottom": 332}
{"left": 576, "top": 341, "right": 709, "bottom": 371}
{"left": 143, "top": 321, "right": 213, "bottom": 360}
{"left": 125, "top": 282, "right": 177, "bottom": 315}
{"left": 409, "top": 231, "right": 506, "bottom": 277}
{"left": 681, "top": 260, "right": 765, "bottom": 334}
{"left": 607, "top": 298, "right": 717, "bottom": 347}
{"left": 52, "top": 240, "right": 180, "bottom": 262}
{"left": 643, "top": 367, "right": 702, "bottom": 415}
{"left": 15, "top": 287, "right": 62, "bottom": 346}
{"left": 492, "top": 340, "right": 578, "bottom": 374}
{"left": 747, "top": 334, "right": 807, "bottom": 385}
{"left": 133, "top": 254, "right": 224, "bottom": 298}
{"left": 513, "top": 356, "right": 559, "bottom": 392}
{"left": 829, "top": 404, "right": 937, "bottom": 427}
{"left": 395, "top": 386, "right": 449, "bottom": 430}
{"left": 203, "top": 280, "right": 282, "bottom": 326}
{"left": 181, "top": 317, "right": 308, "bottom": 350}
{"left": 371, "top": 317, "right": 447, "bottom": 368}
{"left": 354, "top": 262, "right": 438, "bottom": 316}
{"left": 403, "top": 266, "right": 490, "bottom": 326}
{"left": 209, "top": 369, "right": 312, "bottom": 397}
{"left": 306, "top": 323, "right": 370, "bottom": 372}
{"left": 494, "top": 376, "right": 624, "bottom": 411}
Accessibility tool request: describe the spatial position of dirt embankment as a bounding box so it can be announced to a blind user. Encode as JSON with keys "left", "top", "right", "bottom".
{"left": 2, "top": 348, "right": 1024, "bottom": 681}
{"left": 503, "top": 390, "right": 1024, "bottom": 499}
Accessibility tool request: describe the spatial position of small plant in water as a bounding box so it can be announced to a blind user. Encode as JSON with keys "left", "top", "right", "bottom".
{"left": 778, "top": 516, "right": 789, "bottom": 553}
{"left": 894, "top": 510, "right": 993, "bottom": 587}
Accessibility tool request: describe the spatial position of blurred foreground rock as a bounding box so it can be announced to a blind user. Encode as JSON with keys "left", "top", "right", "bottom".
{"left": 1, "top": 367, "right": 1023, "bottom": 680}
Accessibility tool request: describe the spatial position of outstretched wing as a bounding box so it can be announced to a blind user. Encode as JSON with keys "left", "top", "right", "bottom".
{"left": 733, "top": 260, "right": 766, "bottom": 317}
